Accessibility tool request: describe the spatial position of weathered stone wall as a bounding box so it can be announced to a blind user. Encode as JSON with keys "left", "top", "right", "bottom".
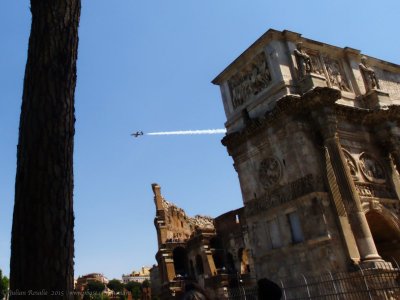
{"left": 234, "top": 118, "right": 324, "bottom": 204}
{"left": 246, "top": 192, "right": 348, "bottom": 280}
{"left": 214, "top": 29, "right": 400, "bottom": 284}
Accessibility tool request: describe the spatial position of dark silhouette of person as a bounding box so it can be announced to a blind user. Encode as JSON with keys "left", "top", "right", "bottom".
{"left": 257, "top": 278, "right": 282, "bottom": 300}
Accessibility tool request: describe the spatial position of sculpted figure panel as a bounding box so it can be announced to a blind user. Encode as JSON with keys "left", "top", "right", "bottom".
{"left": 228, "top": 53, "right": 272, "bottom": 109}
{"left": 309, "top": 53, "right": 324, "bottom": 76}
{"left": 324, "top": 57, "right": 351, "bottom": 92}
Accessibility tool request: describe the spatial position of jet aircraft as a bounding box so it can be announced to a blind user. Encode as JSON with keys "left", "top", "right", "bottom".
{"left": 131, "top": 131, "right": 144, "bottom": 138}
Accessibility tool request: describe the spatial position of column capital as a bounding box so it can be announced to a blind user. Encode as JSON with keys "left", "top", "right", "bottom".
{"left": 312, "top": 108, "right": 338, "bottom": 140}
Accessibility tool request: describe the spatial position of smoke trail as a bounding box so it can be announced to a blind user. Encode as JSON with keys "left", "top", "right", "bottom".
{"left": 146, "top": 129, "right": 226, "bottom": 136}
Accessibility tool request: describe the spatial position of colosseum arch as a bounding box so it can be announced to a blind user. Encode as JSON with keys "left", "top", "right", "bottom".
{"left": 172, "top": 246, "right": 189, "bottom": 277}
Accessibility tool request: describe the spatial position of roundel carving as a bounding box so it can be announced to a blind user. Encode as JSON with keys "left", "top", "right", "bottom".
{"left": 342, "top": 148, "right": 359, "bottom": 180}
{"left": 358, "top": 152, "right": 386, "bottom": 184}
{"left": 259, "top": 157, "right": 282, "bottom": 189}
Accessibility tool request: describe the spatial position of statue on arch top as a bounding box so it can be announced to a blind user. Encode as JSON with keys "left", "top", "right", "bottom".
{"left": 294, "top": 42, "right": 312, "bottom": 79}
{"left": 359, "top": 56, "right": 380, "bottom": 93}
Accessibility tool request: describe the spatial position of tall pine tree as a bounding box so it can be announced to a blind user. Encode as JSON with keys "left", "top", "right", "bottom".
{"left": 10, "top": 1, "right": 81, "bottom": 298}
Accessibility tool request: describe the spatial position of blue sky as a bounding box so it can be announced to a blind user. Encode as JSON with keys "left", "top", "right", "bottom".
{"left": 1, "top": 0, "right": 399, "bottom": 280}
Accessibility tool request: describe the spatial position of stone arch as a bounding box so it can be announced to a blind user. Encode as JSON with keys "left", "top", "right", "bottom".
{"left": 172, "top": 246, "right": 188, "bottom": 277}
{"left": 238, "top": 248, "right": 250, "bottom": 274}
{"left": 365, "top": 207, "right": 400, "bottom": 264}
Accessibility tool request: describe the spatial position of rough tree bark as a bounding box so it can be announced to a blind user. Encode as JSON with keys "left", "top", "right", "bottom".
{"left": 10, "top": 0, "right": 81, "bottom": 298}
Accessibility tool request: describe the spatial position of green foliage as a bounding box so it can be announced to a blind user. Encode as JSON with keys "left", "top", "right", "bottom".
{"left": 141, "top": 279, "right": 150, "bottom": 288}
{"left": 124, "top": 281, "right": 141, "bottom": 300}
{"left": 0, "top": 270, "right": 9, "bottom": 300}
{"left": 85, "top": 280, "right": 106, "bottom": 294}
{"left": 83, "top": 294, "right": 91, "bottom": 300}
{"left": 107, "top": 279, "right": 124, "bottom": 293}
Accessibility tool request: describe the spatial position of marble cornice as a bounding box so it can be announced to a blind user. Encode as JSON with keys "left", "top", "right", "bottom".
{"left": 222, "top": 87, "right": 341, "bottom": 151}
{"left": 334, "top": 103, "right": 400, "bottom": 126}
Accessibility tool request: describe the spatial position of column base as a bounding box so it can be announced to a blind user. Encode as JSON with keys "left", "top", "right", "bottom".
{"left": 362, "top": 89, "right": 391, "bottom": 110}
{"left": 298, "top": 73, "right": 327, "bottom": 94}
{"left": 360, "top": 259, "right": 393, "bottom": 270}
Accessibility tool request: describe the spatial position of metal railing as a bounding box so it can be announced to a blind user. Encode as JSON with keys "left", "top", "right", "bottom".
{"left": 226, "top": 262, "right": 400, "bottom": 299}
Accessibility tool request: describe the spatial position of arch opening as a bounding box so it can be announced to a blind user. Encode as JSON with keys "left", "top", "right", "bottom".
{"left": 366, "top": 210, "right": 400, "bottom": 264}
{"left": 210, "top": 237, "right": 225, "bottom": 270}
{"left": 238, "top": 248, "right": 250, "bottom": 274}
{"left": 173, "top": 246, "right": 188, "bottom": 277}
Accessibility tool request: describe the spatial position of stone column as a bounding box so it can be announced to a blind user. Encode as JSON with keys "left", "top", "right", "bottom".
{"left": 201, "top": 245, "right": 217, "bottom": 277}
{"left": 313, "top": 108, "right": 382, "bottom": 263}
{"left": 164, "top": 255, "right": 176, "bottom": 282}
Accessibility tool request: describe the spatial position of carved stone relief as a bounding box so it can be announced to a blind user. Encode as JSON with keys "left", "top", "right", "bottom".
{"left": 246, "top": 174, "right": 317, "bottom": 217}
{"left": 342, "top": 148, "right": 395, "bottom": 199}
{"left": 258, "top": 156, "right": 282, "bottom": 190}
{"left": 228, "top": 53, "right": 272, "bottom": 109}
{"left": 323, "top": 56, "right": 351, "bottom": 92}
{"left": 308, "top": 52, "right": 324, "bottom": 76}
{"left": 342, "top": 149, "right": 359, "bottom": 180}
{"left": 293, "top": 47, "right": 351, "bottom": 92}
{"left": 355, "top": 182, "right": 395, "bottom": 199}
{"left": 358, "top": 152, "right": 386, "bottom": 184}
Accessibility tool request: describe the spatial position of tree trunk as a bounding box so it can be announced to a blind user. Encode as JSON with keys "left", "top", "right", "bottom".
{"left": 10, "top": 0, "right": 80, "bottom": 298}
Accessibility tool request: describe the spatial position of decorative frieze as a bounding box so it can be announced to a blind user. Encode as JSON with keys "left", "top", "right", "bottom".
{"left": 245, "top": 174, "right": 317, "bottom": 216}
{"left": 293, "top": 45, "right": 351, "bottom": 92}
{"left": 228, "top": 53, "right": 272, "bottom": 109}
{"left": 355, "top": 182, "right": 395, "bottom": 199}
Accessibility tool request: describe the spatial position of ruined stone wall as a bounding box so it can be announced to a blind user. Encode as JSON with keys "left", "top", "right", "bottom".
{"left": 154, "top": 191, "right": 214, "bottom": 245}
{"left": 161, "top": 199, "right": 194, "bottom": 243}
{"left": 215, "top": 209, "right": 248, "bottom": 274}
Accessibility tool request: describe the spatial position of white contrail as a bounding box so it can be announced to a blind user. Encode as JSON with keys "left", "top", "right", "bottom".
{"left": 146, "top": 129, "right": 226, "bottom": 136}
